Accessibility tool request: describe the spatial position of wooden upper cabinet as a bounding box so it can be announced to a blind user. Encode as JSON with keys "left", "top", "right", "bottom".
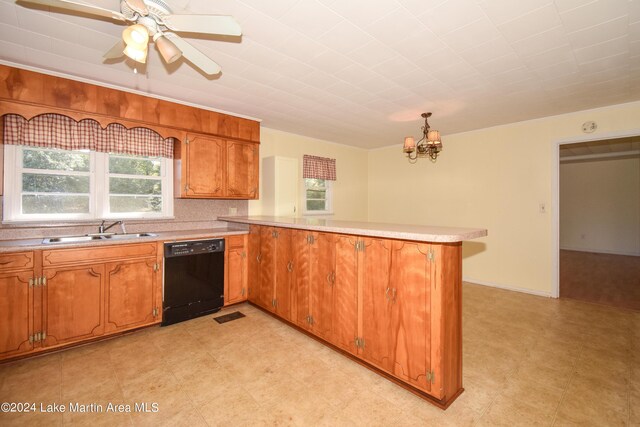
{"left": 104, "top": 259, "right": 157, "bottom": 333}
{"left": 332, "top": 234, "right": 359, "bottom": 354}
{"left": 176, "top": 134, "right": 261, "bottom": 200}
{"left": 183, "top": 133, "right": 226, "bottom": 198}
{"left": 227, "top": 140, "right": 259, "bottom": 199}
{"left": 42, "top": 264, "right": 105, "bottom": 347}
{"left": 0, "top": 270, "right": 33, "bottom": 358}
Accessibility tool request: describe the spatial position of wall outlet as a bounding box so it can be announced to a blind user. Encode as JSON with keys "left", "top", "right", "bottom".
{"left": 539, "top": 203, "right": 546, "bottom": 214}
{"left": 229, "top": 207, "right": 237, "bottom": 215}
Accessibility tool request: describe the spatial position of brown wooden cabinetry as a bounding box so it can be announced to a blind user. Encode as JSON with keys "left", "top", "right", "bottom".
{"left": 246, "top": 224, "right": 463, "bottom": 408}
{"left": 225, "top": 235, "right": 248, "bottom": 305}
{"left": 180, "top": 133, "right": 226, "bottom": 198}
{"left": 175, "top": 133, "right": 260, "bottom": 200}
{"left": 43, "top": 264, "right": 105, "bottom": 347}
{"left": 227, "top": 140, "right": 259, "bottom": 199}
{"left": 0, "top": 256, "right": 35, "bottom": 359}
{"left": 247, "top": 226, "right": 261, "bottom": 305}
{"left": 0, "top": 243, "right": 162, "bottom": 362}
{"left": 104, "top": 259, "right": 158, "bottom": 333}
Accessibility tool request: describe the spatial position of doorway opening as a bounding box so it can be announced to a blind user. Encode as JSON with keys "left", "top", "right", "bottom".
{"left": 554, "top": 135, "right": 640, "bottom": 310}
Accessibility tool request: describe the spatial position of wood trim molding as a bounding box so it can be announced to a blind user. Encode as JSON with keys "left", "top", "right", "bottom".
{"left": 0, "top": 65, "right": 260, "bottom": 143}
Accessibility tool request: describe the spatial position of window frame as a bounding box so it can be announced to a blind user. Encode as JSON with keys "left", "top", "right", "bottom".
{"left": 302, "top": 178, "right": 333, "bottom": 216}
{"left": 3, "top": 145, "right": 174, "bottom": 223}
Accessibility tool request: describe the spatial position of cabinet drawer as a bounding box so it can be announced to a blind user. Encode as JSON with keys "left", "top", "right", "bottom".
{"left": 0, "top": 252, "right": 34, "bottom": 271}
{"left": 226, "top": 235, "right": 246, "bottom": 249}
{"left": 42, "top": 243, "right": 157, "bottom": 267}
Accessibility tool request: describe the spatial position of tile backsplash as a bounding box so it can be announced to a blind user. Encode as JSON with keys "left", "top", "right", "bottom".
{"left": 0, "top": 197, "right": 248, "bottom": 240}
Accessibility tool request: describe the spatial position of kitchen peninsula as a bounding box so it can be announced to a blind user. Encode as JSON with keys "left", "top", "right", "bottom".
{"left": 220, "top": 216, "right": 487, "bottom": 408}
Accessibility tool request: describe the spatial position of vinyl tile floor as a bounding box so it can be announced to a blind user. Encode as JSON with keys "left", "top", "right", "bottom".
{"left": 1, "top": 283, "right": 639, "bottom": 426}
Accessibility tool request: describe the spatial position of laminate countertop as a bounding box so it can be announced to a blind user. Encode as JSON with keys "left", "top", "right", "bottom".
{"left": 219, "top": 216, "right": 487, "bottom": 243}
{"left": 0, "top": 228, "right": 249, "bottom": 253}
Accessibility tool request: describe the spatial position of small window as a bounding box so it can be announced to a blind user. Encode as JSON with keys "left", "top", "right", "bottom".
{"left": 3, "top": 146, "right": 173, "bottom": 222}
{"left": 304, "top": 178, "right": 332, "bottom": 215}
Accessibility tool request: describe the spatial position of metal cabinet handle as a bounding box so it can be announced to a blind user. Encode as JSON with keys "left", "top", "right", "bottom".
{"left": 287, "top": 261, "right": 293, "bottom": 272}
{"left": 257, "top": 253, "right": 262, "bottom": 263}
{"left": 385, "top": 287, "right": 391, "bottom": 301}
{"left": 326, "top": 272, "right": 332, "bottom": 285}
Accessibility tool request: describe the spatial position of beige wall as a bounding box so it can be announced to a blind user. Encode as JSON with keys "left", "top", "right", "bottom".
{"left": 560, "top": 157, "right": 640, "bottom": 255}
{"left": 249, "top": 127, "right": 369, "bottom": 221}
{"left": 367, "top": 101, "right": 640, "bottom": 295}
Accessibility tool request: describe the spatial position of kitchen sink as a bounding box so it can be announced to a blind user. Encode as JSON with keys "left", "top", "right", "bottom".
{"left": 103, "top": 233, "right": 158, "bottom": 239}
{"left": 42, "top": 232, "right": 158, "bottom": 244}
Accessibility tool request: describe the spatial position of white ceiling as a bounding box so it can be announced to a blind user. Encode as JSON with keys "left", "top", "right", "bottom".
{"left": 0, "top": 0, "right": 639, "bottom": 149}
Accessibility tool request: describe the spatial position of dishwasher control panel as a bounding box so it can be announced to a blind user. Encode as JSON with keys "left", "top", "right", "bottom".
{"left": 164, "top": 239, "right": 225, "bottom": 258}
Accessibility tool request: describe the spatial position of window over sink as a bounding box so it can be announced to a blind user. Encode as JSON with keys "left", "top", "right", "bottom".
{"left": 3, "top": 146, "right": 173, "bottom": 222}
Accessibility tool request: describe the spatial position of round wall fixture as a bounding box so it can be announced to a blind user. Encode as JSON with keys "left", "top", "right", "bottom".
{"left": 582, "top": 121, "right": 597, "bottom": 133}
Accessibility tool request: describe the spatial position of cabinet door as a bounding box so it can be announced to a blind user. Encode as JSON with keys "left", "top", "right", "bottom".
{"left": 104, "top": 259, "right": 157, "bottom": 333}
{"left": 0, "top": 271, "right": 34, "bottom": 358}
{"left": 309, "top": 232, "right": 334, "bottom": 340}
{"left": 332, "top": 234, "right": 359, "bottom": 354}
{"left": 247, "top": 226, "right": 261, "bottom": 304}
{"left": 226, "top": 247, "right": 247, "bottom": 305}
{"left": 293, "top": 230, "right": 311, "bottom": 329}
{"left": 226, "top": 140, "right": 259, "bottom": 199}
{"left": 389, "top": 241, "right": 432, "bottom": 392}
{"left": 258, "top": 226, "right": 276, "bottom": 310}
{"left": 274, "top": 228, "right": 293, "bottom": 321}
{"left": 42, "top": 264, "right": 105, "bottom": 347}
{"left": 361, "top": 238, "right": 394, "bottom": 369}
{"left": 185, "top": 134, "right": 226, "bottom": 197}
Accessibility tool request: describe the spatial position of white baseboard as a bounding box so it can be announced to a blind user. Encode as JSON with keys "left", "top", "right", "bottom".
{"left": 463, "top": 277, "right": 554, "bottom": 298}
{"left": 559, "top": 246, "right": 640, "bottom": 257}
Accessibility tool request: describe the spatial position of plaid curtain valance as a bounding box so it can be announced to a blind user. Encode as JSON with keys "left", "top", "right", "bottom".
{"left": 303, "top": 155, "right": 336, "bottom": 181}
{"left": 3, "top": 113, "right": 174, "bottom": 158}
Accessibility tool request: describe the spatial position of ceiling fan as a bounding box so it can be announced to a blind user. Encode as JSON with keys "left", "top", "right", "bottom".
{"left": 16, "top": 0, "right": 242, "bottom": 75}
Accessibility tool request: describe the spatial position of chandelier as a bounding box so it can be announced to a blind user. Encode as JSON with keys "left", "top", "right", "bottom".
{"left": 403, "top": 112, "right": 443, "bottom": 162}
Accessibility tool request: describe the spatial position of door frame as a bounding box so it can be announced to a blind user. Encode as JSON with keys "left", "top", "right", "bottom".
{"left": 551, "top": 128, "right": 640, "bottom": 298}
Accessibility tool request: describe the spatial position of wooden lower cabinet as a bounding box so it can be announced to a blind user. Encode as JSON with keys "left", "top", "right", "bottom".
{"left": 247, "top": 226, "right": 261, "bottom": 305}
{"left": 104, "top": 259, "right": 158, "bottom": 333}
{"left": 0, "top": 269, "right": 34, "bottom": 358}
{"left": 258, "top": 226, "right": 276, "bottom": 310}
{"left": 225, "top": 235, "right": 248, "bottom": 305}
{"left": 247, "top": 225, "right": 463, "bottom": 408}
{"left": 332, "top": 234, "right": 358, "bottom": 354}
{"left": 43, "top": 264, "right": 105, "bottom": 347}
{"left": 274, "top": 228, "right": 293, "bottom": 321}
{"left": 0, "top": 243, "right": 162, "bottom": 362}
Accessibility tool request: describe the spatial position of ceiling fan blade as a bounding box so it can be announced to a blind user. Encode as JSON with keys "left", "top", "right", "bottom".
{"left": 16, "top": 0, "right": 126, "bottom": 21}
{"left": 124, "top": 0, "right": 148, "bottom": 16}
{"left": 164, "top": 33, "right": 221, "bottom": 75}
{"left": 103, "top": 40, "right": 126, "bottom": 59}
{"left": 161, "top": 14, "right": 241, "bottom": 36}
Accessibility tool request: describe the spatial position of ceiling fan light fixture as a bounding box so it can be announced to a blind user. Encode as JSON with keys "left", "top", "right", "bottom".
{"left": 155, "top": 34, "right": 182, "bottom": 64}
{"left": 123, "top": 24, "right": 149, "bottom": 49}
{"left": 123, "top": 44, "right": 148, "bottom": 63}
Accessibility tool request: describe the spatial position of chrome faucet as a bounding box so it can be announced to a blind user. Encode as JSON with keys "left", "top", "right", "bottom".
{"left": 98, "top": 220, "right": 126, "bottom": 234}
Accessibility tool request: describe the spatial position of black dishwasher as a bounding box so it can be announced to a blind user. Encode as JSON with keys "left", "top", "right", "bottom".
{"left": 162, "top": 239, "right": 225, "bottom": 326}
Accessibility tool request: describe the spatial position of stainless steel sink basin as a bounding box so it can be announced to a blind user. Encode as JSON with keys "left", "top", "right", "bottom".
{"left": 42, "top": 232, "right": 158, "bottom": 244}
{"left": 103, "top": 233, "right": 158, "bottom": 239}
